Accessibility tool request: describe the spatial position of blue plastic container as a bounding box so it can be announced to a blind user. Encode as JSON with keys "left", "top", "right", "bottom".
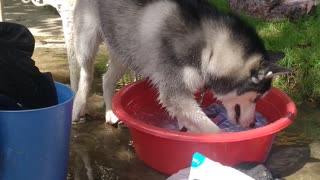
{"left": 0, "top": 82, "right": 74, "bottom": 180}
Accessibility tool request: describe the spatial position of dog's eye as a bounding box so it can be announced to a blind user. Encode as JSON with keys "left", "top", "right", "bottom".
{"left": 234, "top": 104, "right": 241, "bottom": 124}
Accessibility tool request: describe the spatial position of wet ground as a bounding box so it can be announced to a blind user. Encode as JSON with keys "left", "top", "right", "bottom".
{"left": 2, "top": 0, "right": 320, "bottom": 179}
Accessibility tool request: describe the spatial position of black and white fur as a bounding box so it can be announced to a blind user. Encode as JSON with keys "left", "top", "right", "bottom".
{"left": 71, "top": 0, "right": 290, "bottom": 133}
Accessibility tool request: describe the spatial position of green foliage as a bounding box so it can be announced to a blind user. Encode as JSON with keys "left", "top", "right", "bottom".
{"left": 209, "top": 0, "right": 320, "bottom": 103}
{"left": 257, "top": 10, "right": 320, "bottom": 103}
{"left": 94, "top": 50, "right": 109, "bottom": 78}
{"left": 208, "top": 0, "right": 229, "bottom": 12}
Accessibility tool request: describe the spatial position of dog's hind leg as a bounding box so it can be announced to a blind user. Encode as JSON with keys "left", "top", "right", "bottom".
{"left": 72, "top": 21, "right": 102, "bottom": 123}
{"left": 103, "top": 55, "right": 126, "bottom": 124}
{"left": 60, "top": 2, "right": 79, "bottom": 91}
{"left": 159, "top": 88, "right": 221, "bottom": 134}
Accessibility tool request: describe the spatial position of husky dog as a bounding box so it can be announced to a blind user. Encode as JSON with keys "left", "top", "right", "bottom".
{"left": 71, "top": 0, "right": 290, "bottom": 133}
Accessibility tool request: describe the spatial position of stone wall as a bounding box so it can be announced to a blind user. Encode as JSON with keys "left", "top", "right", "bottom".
{"left": 229, "top": 0, "right": 318, "bottom": 21}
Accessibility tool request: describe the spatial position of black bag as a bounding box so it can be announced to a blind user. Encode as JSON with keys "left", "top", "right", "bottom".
{"left": 0, "top": 22, "right": 58, "bottom": 110}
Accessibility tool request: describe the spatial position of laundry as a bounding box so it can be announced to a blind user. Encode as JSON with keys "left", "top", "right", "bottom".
{"left": 0, "top": 22, "right": 58, "bottom": 110}
{"left": 203, "top": 103, "right": 269, "bottom": 133}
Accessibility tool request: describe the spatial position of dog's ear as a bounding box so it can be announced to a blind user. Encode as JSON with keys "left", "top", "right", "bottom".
{"left": 266, "top": 50, "right": 285, "bottom": 63}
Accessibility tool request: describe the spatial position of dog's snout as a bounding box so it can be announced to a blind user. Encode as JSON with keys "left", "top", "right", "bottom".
{"left": 234, "top": 104, "right": 241, "bottom": 124}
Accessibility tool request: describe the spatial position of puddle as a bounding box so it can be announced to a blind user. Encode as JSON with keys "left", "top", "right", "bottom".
{"left": 68, "top": 120, "right": 166, "bottom": 180}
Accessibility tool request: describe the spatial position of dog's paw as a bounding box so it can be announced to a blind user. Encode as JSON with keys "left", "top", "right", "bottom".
{"left": 187, "top": 126, "right": 220, "bottom": 134}
{"left": 105, "top": 110, "right": 119, "bottom": 124}
{"left": 72, "top": 100, "right": 87, "bottom": 123}
{"left": 200, "top": 124, "right": 221, "bottom": 134}
{"left": 72, "top": 110, "right": 86, "bottom": 124}
{"left": 72, "top": 117, "right": 87, "bottom": 124}
{"left": 186, "top": 121, "right": 221, "bottom": 134}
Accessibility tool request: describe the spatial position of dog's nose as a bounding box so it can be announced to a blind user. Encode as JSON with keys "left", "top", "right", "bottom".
{"left": 234, "top": 104, "right": 241, "bottom": 124}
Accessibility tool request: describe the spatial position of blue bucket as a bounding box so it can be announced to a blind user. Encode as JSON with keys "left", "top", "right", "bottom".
{"left": 0, "top": 82, "right": 74, "bottom": 180}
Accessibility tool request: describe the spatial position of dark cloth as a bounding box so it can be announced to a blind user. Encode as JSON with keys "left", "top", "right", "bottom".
{"left": 0, "top": 22, "right": 58, "bottom": 110}
{"left": 234, "top": 162, "right": 274, "bottom": 180}
{"left": 0, "top": 95, "right": 23, "bottom": 110}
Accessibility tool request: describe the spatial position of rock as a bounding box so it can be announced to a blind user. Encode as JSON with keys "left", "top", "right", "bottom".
{"left": 229, "top": 0, "right": 318, "bottom": 21}
{"left": 265, "top": 146, "right": 310, "bottom": 177}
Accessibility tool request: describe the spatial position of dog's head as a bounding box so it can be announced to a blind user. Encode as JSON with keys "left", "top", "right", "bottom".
{"left": 200, "top": 15, "right": 291, "bottom": 128}
{"left": 209, "top": 51, "right": 291, "bottom": 128}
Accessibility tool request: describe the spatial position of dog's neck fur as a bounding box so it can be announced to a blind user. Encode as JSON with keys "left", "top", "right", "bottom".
{"left": 201, "top": 23, "right": 262, "bottom": 79}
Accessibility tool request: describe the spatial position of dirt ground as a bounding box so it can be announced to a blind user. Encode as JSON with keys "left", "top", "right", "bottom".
{"left": 2, "top": 0, "right": 320, "bottom": 179}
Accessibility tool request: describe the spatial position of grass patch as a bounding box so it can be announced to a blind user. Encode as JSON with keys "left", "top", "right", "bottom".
{"left": 256, "top": 12, "right": 320, "bottom": 104}
{"left": 94, "top": 47, "right": 109, "bottom": 78}
{"left": 208, "top": 0, "right": 229, "bottom": 12}
{"left": 208, "top": 0, "right": 320, "bottom": 141}
{"left": 94, "top": 45, "right": 142, "bottom": 89}
{"left": 209, "top": 0, "right": 320, "bottom": 104}
{"left": 285, "top": 103, "right": 320, "bottom": 141}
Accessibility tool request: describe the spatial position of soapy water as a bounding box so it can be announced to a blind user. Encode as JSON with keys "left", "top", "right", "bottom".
{"left": 134, "top": 103, "right": 268, "bottom": 133}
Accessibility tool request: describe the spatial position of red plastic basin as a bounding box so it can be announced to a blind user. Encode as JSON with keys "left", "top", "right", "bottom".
{"left": 112, "top": 80, "right": 297, "bottom": 175}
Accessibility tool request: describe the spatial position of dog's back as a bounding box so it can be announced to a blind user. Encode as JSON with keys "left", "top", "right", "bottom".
{"left": 78, "top": 0, "right": 221, "bottom": 77}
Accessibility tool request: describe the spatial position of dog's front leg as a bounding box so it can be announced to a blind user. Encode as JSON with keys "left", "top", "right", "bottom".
{"left": 158, "top": 88, "right": 221, "bottom": 134}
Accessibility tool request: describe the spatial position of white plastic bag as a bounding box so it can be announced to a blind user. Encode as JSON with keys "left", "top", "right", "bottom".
{"left": 167, "top": 153, "right": 254, "bottom": 180}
